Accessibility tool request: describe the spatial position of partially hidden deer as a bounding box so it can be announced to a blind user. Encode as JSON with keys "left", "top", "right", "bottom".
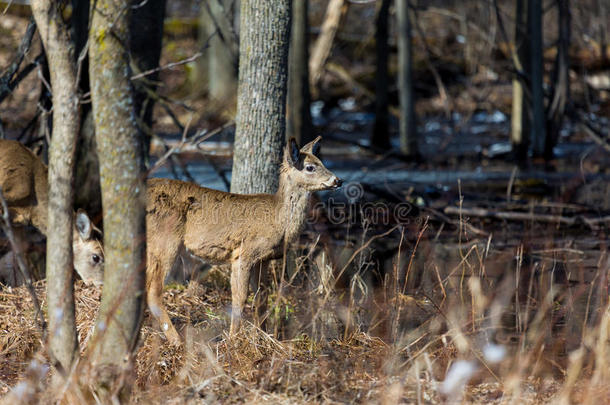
{"left": 146, "top": 136, "right": 342, "bottom": 343}
{"left": 0, "top": 140, "right": 104, "bottom": 285}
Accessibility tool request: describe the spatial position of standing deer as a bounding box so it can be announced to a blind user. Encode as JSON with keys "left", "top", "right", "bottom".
{"left": 0, "top": 140, "right": 104, "bottom": 285}
{"left": 146, "top": 136, "right": 342, "bottom": 343}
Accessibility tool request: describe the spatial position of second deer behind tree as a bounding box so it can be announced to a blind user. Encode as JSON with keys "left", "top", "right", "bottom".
{"left": 146, "top": 136, "right": 342, "bottom": 344}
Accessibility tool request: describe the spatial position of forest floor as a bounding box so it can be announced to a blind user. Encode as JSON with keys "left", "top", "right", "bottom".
{"left": 1, "top": 4, "right": 610, "bottom": 404}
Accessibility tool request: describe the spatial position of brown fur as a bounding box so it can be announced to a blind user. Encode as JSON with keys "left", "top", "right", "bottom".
{"left": 146, "top": 137, "right": 342, "bottom": 343}
{"left": 0, "top": 140, "right": 104, "bottom": 285}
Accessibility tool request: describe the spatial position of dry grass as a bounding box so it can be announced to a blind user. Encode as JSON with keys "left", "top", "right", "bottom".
{"left": 0, "top": 231, "right": 608, "bottom": 404}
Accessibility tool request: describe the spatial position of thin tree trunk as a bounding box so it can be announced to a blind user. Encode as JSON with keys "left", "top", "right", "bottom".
{"left": 287, "top": 0, "right": 313, "bottom": 145}
{"left": 529, "top": 0, "right": 545, "bottom": 156}
{"left": 309, "top": 0, "right": 346, "bottom": 95}
{"left": 511, "top": 0, "right": 530, "bottom": 162}
{"left": 193, "top": 0, "right": 238, "bottom": 103}
{"left": 397, "top": 0, "right": 417, "bottom": 156}
{"left": 130, "top": 0, "right": 167, "bottom": 155}
{"left": 372, "top": 0, "right": 391, "bottom": 150}
{"left": 546, "top": 0, "right": 570, "bottom": 159}
{"left": 231, "top": 0, "right": 292, "bottom": 194}
{"left": 87, "top": 0, "right": 147, "bottom": 399}
{"left": 30, "top": 0, "right": 79, "bottom": 377}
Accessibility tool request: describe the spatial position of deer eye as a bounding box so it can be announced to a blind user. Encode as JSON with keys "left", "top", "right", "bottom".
{"left": 92, "top": 254, "right": 101, "bottom": 264}
{"left": 305, "top": 164, "right": 316, "bottom": 173}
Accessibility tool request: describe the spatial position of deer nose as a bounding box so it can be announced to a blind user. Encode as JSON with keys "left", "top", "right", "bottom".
{"left": 334, "top": 178, "right": 343, "bottom": 188}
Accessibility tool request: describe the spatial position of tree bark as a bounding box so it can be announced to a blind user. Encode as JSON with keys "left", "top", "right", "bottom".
{"left": 287, "top": 0, "right": 313, "bottom": 145}
{"left": 371, "top": 0, "right": 391, "bottom": 150}
{"left": 30, "top": 0, "right": 79, "bottom": 377}
{"left": 87, "top": 0, "right": 147, "bottom": 398}
{"left": 397, "top": 0, "right": 417, "bottom": 156}
{"left": 529, "top": 0, "right": 545, "bottom": 157}
{"left": 231, "top": 0, "right": 292, "bottom": 194}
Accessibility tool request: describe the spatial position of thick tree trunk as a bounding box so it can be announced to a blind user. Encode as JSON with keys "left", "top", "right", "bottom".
{"left": 87, "top": 0, "right": 147, "bottom": 399}
{"left": 372, "top": 0, "right": 391, "bottom": 150}
{"left": 30, "top": 0, "right": 79, "bottom": 377}
{"left": 511, "top": 0, "right": 530, "bottom": 162}
{"left": 287, "top": 0, "right": 313, "bottom": 145}
{"left": 545, "top": 0, "right": 570, "bottom": 159}
{"left": 529, "top": 0, "right": 545, "bottom": 157}
{"left": 397, "top": 0, "right": 417, "bottom": 156}
{"left": 231, "top": 0, "right": 292, "bottom": 194}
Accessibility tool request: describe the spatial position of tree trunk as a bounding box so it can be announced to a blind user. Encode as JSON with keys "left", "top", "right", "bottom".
{"left": 231, "top": 0, "right": 292, "bottom": 194}
{"left": 511, "top": 0, "right": 530, "bottom": 162}
{"left": 309, "top": 0, "right": 346, "bottom": 96}
{"left": 287, "top": 0, "right": 313, "bottom": 145}
{"left": 545, "top": 0, "right": 570, "bottom": 159}
{"left": 87, "top": 0, "right": 147, "bottom": 399}
{"left": 529, "top": 0, "right": 545, "bottom": 157}
{"left": 70, "top": 0, "right": 165, "bottom": 220}
{"left": 397, "top": 0, "right": 417, "bottom": 156}
{"left": 130, "top": 0, "right": 167, "bottom": 155}
{"left": 30, "top": 0, "right": 80, "bottom": 378}
{"left": 372, "top": 0, "right": 391, "bottom": 150}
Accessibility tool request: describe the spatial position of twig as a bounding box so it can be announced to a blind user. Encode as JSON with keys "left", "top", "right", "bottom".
{"left": 130, "top": 29, "right": 219, "bottom": 82}
{"left": 131, "top": 51, "right": 203, "bottom": 80}
{"left": 0, "top": 187, "right": 47, "bottom": 337}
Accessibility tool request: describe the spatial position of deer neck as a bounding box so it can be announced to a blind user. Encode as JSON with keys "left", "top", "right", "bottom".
{"left": 275, "top": 170, "right": 311, "bottom": 244}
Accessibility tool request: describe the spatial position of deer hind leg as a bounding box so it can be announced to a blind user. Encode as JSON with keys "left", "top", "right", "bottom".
{"left": 230, "top": 256, "right": 252, "bottom": 335}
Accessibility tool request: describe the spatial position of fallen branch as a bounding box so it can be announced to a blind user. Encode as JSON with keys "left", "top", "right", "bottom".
{"left": 444, "top": 205, "right": 577, "bottom": 225}
{"left": 444, "top": 206, "right": 610, "bottom": 228}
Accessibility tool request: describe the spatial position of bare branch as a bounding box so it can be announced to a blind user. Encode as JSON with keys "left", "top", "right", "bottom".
{"left": 0, "top": 17, "right": 37, "bottom": 102}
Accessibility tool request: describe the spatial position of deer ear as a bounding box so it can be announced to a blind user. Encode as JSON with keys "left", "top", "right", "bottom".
{"left": 285, "top": 138, "right": 300, "bottom": 166}
{"left": 75, "top": 209, "right": 93, "bottom": 241}
{"left": 300, "top": 136, "right": 322, "bottom": 155}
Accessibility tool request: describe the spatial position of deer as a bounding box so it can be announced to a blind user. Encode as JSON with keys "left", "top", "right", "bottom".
{"left": 0, "top": 139, "right": 104, "bottom": 286}
{"left": 146, "top": 136, "right": 342, "bottom": 344}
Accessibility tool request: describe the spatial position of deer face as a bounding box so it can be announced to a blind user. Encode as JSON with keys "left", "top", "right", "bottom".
{"left": 284, "top": 136, "right": 343, "bottom": 191}
{"left": 73, "top": 210, "right": 104, "bottom": 286}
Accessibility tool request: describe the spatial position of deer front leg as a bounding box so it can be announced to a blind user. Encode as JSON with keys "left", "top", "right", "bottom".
{"left": 230, "top": 257, "right": 251, "bottom": 335}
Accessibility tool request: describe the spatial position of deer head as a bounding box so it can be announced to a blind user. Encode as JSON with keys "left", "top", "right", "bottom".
{"left": 282, "top": 136, "right": 342, "bottom": 191}
{"left": 73, "top": 210, "right": 104, "bottom": 285}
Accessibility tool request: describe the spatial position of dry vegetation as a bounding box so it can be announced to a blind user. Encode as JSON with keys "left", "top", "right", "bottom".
{"left": 0, "top": 220, "right": 608, "bottom": 404}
